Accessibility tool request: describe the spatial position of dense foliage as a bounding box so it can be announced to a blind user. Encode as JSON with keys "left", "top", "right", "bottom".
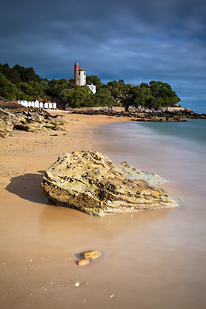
{"left": 0, "top": 63, "right": 180, "bottom": 109}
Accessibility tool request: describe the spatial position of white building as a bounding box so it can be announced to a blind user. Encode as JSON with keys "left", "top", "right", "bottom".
{"left": 43, "top": 102, "right": 49, "bottom": 109}
{"left": 87, "top": 84, "right": 96, "bottom": 94}
{"left": 18, "top": 100, "right": 56, "bottom": 109}
{"left": 34, "top": 100, "right": 39, "bottom": 108}
{"left": 18, "top": 100, "right": 28, "bottom": 107}
{"left": 28, "top": 101, "right": 34, "bottom": 107}
{"left": 74, "top": 63, "right": 97, "bottom": 94}
{"left": 79, "top": 68, "right": 86, "bottom": 86}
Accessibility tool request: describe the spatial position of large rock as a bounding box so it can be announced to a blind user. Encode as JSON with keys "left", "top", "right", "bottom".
{"left": 13, "top": 122, "right": 49, "bottom": 133}
{"left": 41, "top": 151, "right": 176, "bottom": 216}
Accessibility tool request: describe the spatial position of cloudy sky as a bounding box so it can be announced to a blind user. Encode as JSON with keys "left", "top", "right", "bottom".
{"left": 1, "top": 0, "right": 205, "bottom": 112}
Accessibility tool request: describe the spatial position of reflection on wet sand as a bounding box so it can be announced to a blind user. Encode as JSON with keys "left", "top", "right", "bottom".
{"left": 39, "top": 205, "right": 174, "bottom": 237}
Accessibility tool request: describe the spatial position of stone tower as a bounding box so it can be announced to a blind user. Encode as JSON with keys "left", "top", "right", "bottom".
{"left": 74, "top": 62, "right": 79, "bottom": 85}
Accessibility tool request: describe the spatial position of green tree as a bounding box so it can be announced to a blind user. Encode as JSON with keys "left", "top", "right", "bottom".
{"left": 68, "top": 86, "right": 94, "bottom": 108}
{"left": 86, "top": 75, "right": 103, "bottom": 90}
{"left": 107, "top": 80, "right": 122, "bottom": 98}
{"left": 149, "top": 81, "right": 180, "bottom": 107}
{"left": 94, "top": 88, "right": 116, "bottom": 107}
{"left": 8, "top": 69, "right": 21, "bottom": 85}
{"left": 24, "top": 67, "right": 40, "bottom": 82}
{"left": 106, "top": 80, "right": 133, "bottom": 106}
{"left": 0, "top": 63, "right": 11, "bottom": 77}
{"left": 48, "top": 78, "right": 70, "bottom": 99}
{"left": 0, "top": 72, "right": 19, "bottom": 99}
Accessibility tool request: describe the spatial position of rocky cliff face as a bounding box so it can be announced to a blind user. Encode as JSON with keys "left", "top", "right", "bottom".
{"left": 41, "top": 151, "right": 176, "bottom": 216}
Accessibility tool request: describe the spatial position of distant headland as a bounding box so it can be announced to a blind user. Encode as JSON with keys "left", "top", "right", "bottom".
{"left": 1, "top": 62, "right": 182, "bottom": 111}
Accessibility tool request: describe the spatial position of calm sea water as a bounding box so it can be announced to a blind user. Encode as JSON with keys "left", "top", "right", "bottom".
{"left": 94, "top": 118, "right": 206, "bottom": 150}
{"left": 135, "top": 119, "right": 206, "bottom": 145}
{"left": 85, "top": 119, "right": 206, "bottom": 309}
{"left": 92, "top": 119, "right": 206, "bottom": 183}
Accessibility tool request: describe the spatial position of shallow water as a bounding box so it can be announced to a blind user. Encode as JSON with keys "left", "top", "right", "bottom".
{"left": 1, "top": 120, "right": 206, "bottom": 309}
{"left": 86, "top": 119, "right": 206, "bottom": 308}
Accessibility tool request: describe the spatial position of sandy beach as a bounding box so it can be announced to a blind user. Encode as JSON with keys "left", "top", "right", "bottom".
{"left": 0, "top": 111, "right": 134, "bottom": 309}
{"left": 1, "top": 111, "right": 205, "bottom": 309}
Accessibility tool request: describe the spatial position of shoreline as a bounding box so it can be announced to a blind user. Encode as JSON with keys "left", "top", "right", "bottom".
{"left": 1, "top": 111, "right": 205, "bottom": 309}
{"left": 1, "top": 104, "right": 205, "bottom": 137}
{"left": 0, "top": 111, "right": 132, "bottom": 178}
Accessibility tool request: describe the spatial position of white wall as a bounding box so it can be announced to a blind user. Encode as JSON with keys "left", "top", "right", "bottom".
{"left": 79, "top": 69, "right": 86, "bottom": 86}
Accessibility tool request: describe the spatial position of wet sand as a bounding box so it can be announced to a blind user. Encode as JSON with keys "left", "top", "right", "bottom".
{"left": 0, "top": 112, "right": 205, "bottom": 309}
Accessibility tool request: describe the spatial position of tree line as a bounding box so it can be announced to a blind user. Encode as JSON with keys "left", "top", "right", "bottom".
{"left": 0, "top": 63, "right": 180, "bottom": 110}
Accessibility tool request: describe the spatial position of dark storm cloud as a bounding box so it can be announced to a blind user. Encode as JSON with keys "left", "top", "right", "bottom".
{"left": 0, "top": 0, "right": 206, "bottom": 112}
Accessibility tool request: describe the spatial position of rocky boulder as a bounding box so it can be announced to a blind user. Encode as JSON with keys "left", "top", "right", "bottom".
{"left": 41, "top": 151, "right": 176, "bottom": 216}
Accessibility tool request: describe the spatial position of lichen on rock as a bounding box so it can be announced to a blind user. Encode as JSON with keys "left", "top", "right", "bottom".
{"left": 41, "top": 151, "right": 177, "bottom": 216}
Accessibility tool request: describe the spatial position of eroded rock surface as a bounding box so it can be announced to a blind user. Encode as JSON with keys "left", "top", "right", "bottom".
{"left": 0, "top": 106, "right": 67, "bottom": 136}
{"left": 41, "top": 151, "right": 176, "bottom": 216}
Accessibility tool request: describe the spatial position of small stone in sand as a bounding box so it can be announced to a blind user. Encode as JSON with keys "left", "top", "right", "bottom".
{"left": 83, "top": 250, "right": 101, "bottom": 260}
{"left": 78, "top": 259, "right": 90, "bottom": 266}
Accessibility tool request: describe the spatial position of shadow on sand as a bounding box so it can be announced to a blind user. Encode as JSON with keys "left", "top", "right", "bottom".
{"left": 5, "top": 170, "right": 48, "bottom": 204}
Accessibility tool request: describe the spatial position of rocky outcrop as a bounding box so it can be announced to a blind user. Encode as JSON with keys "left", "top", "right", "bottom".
{"left": 69, "top": 107, "right": 206, "bottom": 122}
{"left": 0, "top": 106, "right": 67, "bottom": 136}
{"left": 41, "top": 151, "right": 177, "bottom": 217}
